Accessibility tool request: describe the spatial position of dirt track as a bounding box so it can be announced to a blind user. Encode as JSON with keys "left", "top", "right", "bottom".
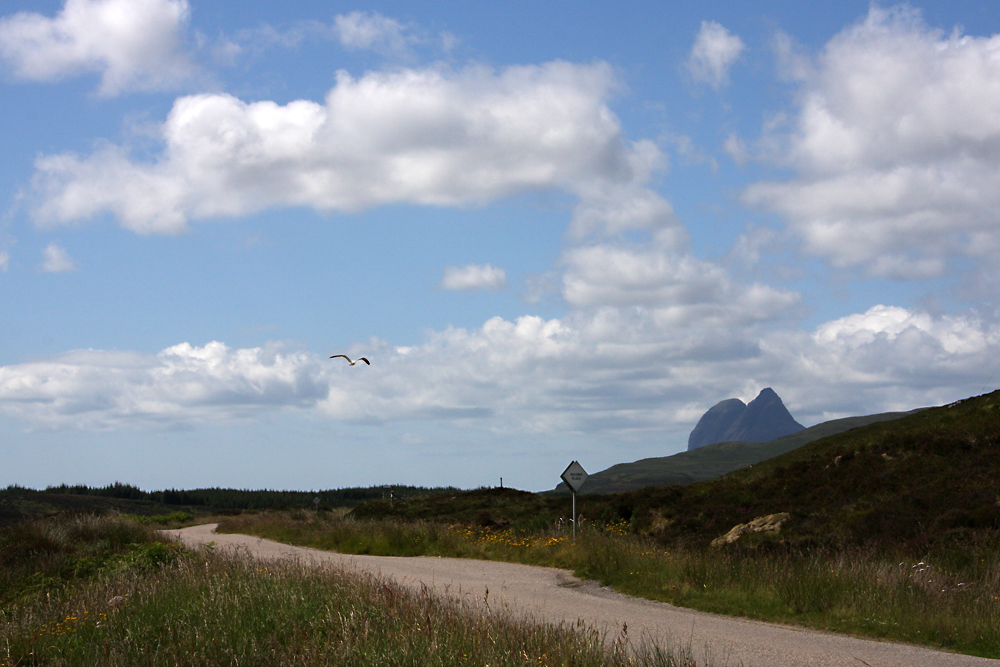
{"left": 164, "top": 524, "right": 1000, "bottom": 667}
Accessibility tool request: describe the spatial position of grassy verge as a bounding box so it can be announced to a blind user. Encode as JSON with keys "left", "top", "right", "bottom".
{"left": 217, "top": 511, "right": 1000, "bottom": 659}
{"left": 1, "top": 513, "right": 702, "bottom": 666}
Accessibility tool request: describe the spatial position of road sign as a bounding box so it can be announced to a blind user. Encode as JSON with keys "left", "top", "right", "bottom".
{"left": 561, "top": 460, "right": 588, "bottom": 492}
{"left": 561, "top": 461, "right": 588, "bottom": 541}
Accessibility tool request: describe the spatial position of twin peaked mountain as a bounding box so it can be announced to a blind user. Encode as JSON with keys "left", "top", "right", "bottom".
{"left": 688, "top": 388, "right": 804, "bottom": 451}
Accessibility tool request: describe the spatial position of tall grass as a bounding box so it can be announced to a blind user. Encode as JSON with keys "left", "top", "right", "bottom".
{"left": 2, "top": 514, "right": 702, "bottom": 666}
{"left": 575, "top": 532, "right": 1000, "bottom": 658}
{"left": 0, "top": 512, "right": 179, "bottom": 605}
{"left": 218, "top": 511, "right": 1000, "bottom": 658}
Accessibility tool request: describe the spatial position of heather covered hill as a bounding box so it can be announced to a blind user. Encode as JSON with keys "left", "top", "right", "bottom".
{"left": 362, "top": 390, "right": 1000, "bottom": 557}
{"left": 627, "top": 389, "right": 1000, "bottom": 554}
{"left": 566, "top": 409, "right": 917, "bottom": 494}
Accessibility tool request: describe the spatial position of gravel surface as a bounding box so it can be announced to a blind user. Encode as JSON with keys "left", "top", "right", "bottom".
{"left": 164, "top": 523, "right": 1000, "bottom": 667}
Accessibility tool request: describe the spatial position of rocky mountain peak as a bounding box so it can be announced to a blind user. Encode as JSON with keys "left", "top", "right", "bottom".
{"left": 687, "top": 388, "right": 804, "bottom": 451}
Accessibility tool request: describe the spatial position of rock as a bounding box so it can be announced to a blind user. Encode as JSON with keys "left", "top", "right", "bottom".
{"left": 711, "top": 512, "right": 791, "bottom": 547}
{"left": 688, "top": 388, "right": 804, "bottom": 451}
{"left": 687, "top": 398, "right": 747, "bottom": 451}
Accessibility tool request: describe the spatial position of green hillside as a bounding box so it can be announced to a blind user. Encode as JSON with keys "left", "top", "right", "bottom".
{"left": 626, "top": 390, "right": 1000, "bottom": 554}
{"left": 561, "top": 409, "right": 921, "bottom": 494}
{"left": 355, "top": 390, "right": 1000, "bottom": 557}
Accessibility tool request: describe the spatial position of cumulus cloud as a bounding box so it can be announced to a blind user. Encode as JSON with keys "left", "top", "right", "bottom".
{"left": 568, "top": 179, "right": 680, "bottom": 241}
{"left": 31, "top": 61, "right": 663, "bottom": 234}
{"left": 8, "top": 6, "right": 992, "bottom": 447}
{"left": 0, "top": 341, "right": 326, "bottom": 429}
{"left": 686, "top": 20, "right": 744, "bottom": 89}
{"left": 744, "top": 5, "right": 1000, "bottom": 278}
{"left": 41, "top": 243, "right": 74, "bottom": 272}
{"left": 560, "top": 243, "right": 798, "bottom": 325}
{"left": 790, "top": 304, "right": 1000, "bottom": 416}
{"left": 441, "top": 263, "right": 507, "bottom": 291}
{"left": 2, "top": 305, "right": 994, "bottom": 438}
{"left": 0, "top": 0, "right": 194, "bottom": 95}
{"left": 814, "top": 304, "right": 990, "bottom": 355}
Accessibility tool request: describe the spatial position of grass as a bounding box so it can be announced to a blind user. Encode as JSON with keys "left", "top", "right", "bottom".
{"left": 1, "top": 513, "right": 704, "bottom": 666}
{"left": 0, "top": 512, "right": 182, "bottom": 605}
{"left": 218, "top": 510, "right": 1000, "bottom": 659}
{"left": 121, "top": 511, "right": 196, "bottom": 525}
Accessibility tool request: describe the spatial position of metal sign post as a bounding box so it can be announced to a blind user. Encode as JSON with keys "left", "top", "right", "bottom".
{"left": 560, "top": 461, "right": 589, "bottom": 540}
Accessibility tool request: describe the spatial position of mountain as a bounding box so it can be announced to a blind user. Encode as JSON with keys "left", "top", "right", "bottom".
{"left": 553, "top": 409, "right": 919, "bottom": 495}
{"left": 627, "top": 389, "right": 1000, "bottom": 552}
{"left": 686, "top": 399, "right": 746, "bottom": 451}
{"left": 688, "top": 387, "right": 804, "bottom": 451}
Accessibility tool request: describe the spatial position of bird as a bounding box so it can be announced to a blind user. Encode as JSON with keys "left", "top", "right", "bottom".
{"left": 330, "top": 354, "right": 370, "bottom": 366}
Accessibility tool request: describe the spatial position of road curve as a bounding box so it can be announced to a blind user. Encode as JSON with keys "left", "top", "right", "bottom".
{"left": 164, "top": 524, "right": 999, "bottom": 667}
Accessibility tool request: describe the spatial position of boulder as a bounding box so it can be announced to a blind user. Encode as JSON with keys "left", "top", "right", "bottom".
{"left": 711, "top": 512, "right": 791, "bottom": 547}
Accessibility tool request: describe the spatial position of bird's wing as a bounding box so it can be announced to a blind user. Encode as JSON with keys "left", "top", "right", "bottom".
{"left": 330, "top": 354, "right": 351, "bottom": 361}
{"left": 358, "top": 357, "right": 370, "bottom": 365}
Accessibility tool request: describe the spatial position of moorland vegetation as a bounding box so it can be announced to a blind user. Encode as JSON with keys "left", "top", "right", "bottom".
{"left": 0, "top": 513, "right": 704, "bottom": 666}
{"left": 220, "top": 390, "right": 1000, "bottom": 658}
{"left": 4, "top": 389, "right": 999, "bottom": 661}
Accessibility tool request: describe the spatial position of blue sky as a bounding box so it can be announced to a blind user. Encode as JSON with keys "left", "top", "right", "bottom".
{"left": 3, "top": 0, "right": 1000, "bottom": 492}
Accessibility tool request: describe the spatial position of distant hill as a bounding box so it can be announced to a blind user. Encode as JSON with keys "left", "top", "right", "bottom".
{"left": 362, "top": 390, "right": 1000, "bottom": 555}
{"left": 554, "top": 409, "right": 920, "bottom": 495}
{"left": 688, "top": 387, "right": 804, "bottom": 450}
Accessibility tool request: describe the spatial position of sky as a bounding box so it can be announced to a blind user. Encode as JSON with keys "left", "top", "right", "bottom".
{"left": 2, "top": 0, "right": 1000, "bottom": 492}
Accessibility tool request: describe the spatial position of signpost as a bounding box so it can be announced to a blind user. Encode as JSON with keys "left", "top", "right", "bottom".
{"left": 560, "top": 461, "right": 589, "bottom": 539}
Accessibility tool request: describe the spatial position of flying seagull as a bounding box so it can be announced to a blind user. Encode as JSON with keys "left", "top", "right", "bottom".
{"left": 330, "top": 354, "right": 370, "bottom": 366}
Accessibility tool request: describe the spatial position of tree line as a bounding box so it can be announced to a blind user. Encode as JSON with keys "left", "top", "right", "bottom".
{"left": 36, "top": 482, "right": 460, "bottom": 509}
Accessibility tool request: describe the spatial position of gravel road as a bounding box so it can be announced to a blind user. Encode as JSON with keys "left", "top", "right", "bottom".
{"left": 164, "top": 523, "right": 1000, "bottom": 667}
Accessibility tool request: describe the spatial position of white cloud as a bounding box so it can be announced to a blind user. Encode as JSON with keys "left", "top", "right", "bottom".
{"left": 32, "top": 61, "right": 661, "bottom": 235}
{"left": 42, "top": 243, "right": 74, "bottom": 272}
{"left": 568, "top": 180, "right": 679, "bottom": 240}
{"left": 2, "top": 304, "right": 994, "bottom": 440}
{"left": 723, "top": 132, "right": 749, "bottom": 166}
{"left": 560, "top": 243, "right": 798, "bottom": 325}
{"left": 743, "top": 5, "right": 1000, "bottom": 278}
{"left": 791, "top": 305, "right": 1000, "bottom": 415}
{"left": 441, "top": 263, "right": 507, "bottom": 291}
{"left": 212, "top": 13, "right": 454, "bottom": 67}
{"left": 686, "top": 20, "right": 744, "bottom": 89}
{"left": 334, "top": 11, "right": 413, "bottom": 57}
{"left": 0, "top": 0, "right": 194, "bottom": 95}
{"left": 0, "top": 249, "right": 9, "bottom": 272}
{"left": 813, "top": 304, "right": 989, "bottom": 356}
{"left": 0, "top": 341, "right": 326, "bottom": 430}
{"left": 772, "top": 29, "right": 811, "bottom": 82}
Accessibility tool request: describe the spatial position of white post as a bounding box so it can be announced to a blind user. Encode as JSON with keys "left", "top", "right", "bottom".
{"left": 572, "top": 491, "right": 577, "bottom": 540}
